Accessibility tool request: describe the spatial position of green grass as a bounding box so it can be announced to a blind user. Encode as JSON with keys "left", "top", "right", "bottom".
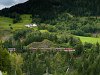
{"left": 0, "top": 14, "right": 35, "bottom": 40}
{"left": 76, "top": 36, "right": 100, "bottom": 44}
{"left": 0, "top": 16, "right": 13, "bottom": 30}
{"left": 40, "top": 30, "right": 49, "bottom": 33}
{"left": 0, "top": 14, "right": 32, "bottom": 31}
{"left": 12, "top": 14, "right": 32, "bottom": 30}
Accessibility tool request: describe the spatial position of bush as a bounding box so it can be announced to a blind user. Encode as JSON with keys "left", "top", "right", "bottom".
{"left": 13, "top": 29, "right": 31, "bottom": 40}
{"left": 3, "top": 72, "right": 7, "bottom": 75}
{"left": 84, "top": 42, "right": 93, "bottom": 49}
{"left": 84, "top": 33, "right": 92, "bottom": 37}
{"left": 71, "top": 30, "right": 85, "bottom": 36}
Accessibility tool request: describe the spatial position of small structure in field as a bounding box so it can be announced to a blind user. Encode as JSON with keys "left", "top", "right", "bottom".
{"left": 25, "top": 24, "right": 37, "bottom": 28}
{"left": 8, "top": 48, "right": 16, "bottom": 53}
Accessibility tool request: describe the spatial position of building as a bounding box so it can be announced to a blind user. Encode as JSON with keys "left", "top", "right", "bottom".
{"left": 8, "top": 48, "right": 16, "bottom": 53}
{"left": 25, "top": 24, "right": 37, "bottom": 28}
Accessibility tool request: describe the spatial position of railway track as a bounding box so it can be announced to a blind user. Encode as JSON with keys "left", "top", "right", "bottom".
{"left": 30, "top": 48, "right": 75, "bottom": 52}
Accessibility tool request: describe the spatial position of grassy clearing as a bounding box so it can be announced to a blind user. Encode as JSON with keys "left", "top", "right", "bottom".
{"left": 12, "top": 14, "right": 32, "bottom": 30}
{"left": 0, "top": 14, "right": 35, "bottom": 40}
{"left": 0, "top": 14, "right": 35, "bottom": 32}
{"left": 40, "top": 30, "right": 49, "bottom": 33}
{"left": 0, "top": 16, "right": 13, "bottom": 30}
{"left": 0, "top": 14, "right": 32, "bottom": 31}
{"left": 76, "top": 36, "right": 100, "bottom": 44}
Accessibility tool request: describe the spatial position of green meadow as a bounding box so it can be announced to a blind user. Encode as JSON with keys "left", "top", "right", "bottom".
{"left": 0, "top": 14, "right": 36, "bottom": 40}
{"left": 77, "top": 36, "right": 100, "bottom": 44}
{"left": 0, "top": 14, "right": 32, "bottom": 31}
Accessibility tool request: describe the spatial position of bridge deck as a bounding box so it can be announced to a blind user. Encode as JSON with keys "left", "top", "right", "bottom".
{"left": 30, "top": 48, "right": 75, "bottom": 52}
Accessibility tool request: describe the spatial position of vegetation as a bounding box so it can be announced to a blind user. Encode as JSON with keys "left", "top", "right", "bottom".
{"left": 77, "top": 36, "right": 100, "bottom": 44}
{"left": 1, "top": 41, "right": 100, "bottom": 75}
{"left": 0, "top": 0, "right": 100, "bottom": 19}
{"left": 0, "top": 0, "right": 100, "bottom": 75}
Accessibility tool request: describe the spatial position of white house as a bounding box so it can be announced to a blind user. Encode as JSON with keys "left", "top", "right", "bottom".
{"left": 8, "top": 48, "right": 16, "bottom": 53}
{"left": 33, "top": 24, "right": 37, "bottom": 27}
{"left": 25, "top": 24, "right": 37, "bottom": 28}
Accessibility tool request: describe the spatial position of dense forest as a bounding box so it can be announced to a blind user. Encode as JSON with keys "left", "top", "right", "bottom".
{"left": 1, "top": 41, "right": 100, "bottom": 75}
{"left": 0, "top": 0, "right": 100, "bottom": 18}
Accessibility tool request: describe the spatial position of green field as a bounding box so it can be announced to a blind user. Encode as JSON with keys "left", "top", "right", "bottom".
{"left": 77, "top": 36, "right": 100, "bottom": 44}
{"left": 0, "top": 14, "right": 32, "bottom": 31}
{"left": 0, "top": 14, "right": 36, "bottom": 40}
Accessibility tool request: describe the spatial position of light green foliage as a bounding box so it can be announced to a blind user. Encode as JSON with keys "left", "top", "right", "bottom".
{"left": 9, "top": 53, "right": 23, "bottom": 75}
{"left": 3, "top": 72, "right": 7, "bottom": 75}
{"left": 77, "top": 36, "right": 100, "bottom": 44}
{"left": 23, "top": 50, "right": 73, "bottom": 75}
{"left": 0, "top": 43, "right": 10, "bottom": 72}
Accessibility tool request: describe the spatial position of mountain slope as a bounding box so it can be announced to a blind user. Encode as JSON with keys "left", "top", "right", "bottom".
{"left": 0, "top": 0, "right": 100, "bottom": 15}
{"left": 0, "top": 0, "right": 100, "bottom": 21}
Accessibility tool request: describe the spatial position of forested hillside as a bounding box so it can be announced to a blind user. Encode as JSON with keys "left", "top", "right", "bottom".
{"left": 1, "top": 0, "right": 100, "bottom": 75}
{"left": 0, "top": 0, "right": 100, "bottom": 18}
